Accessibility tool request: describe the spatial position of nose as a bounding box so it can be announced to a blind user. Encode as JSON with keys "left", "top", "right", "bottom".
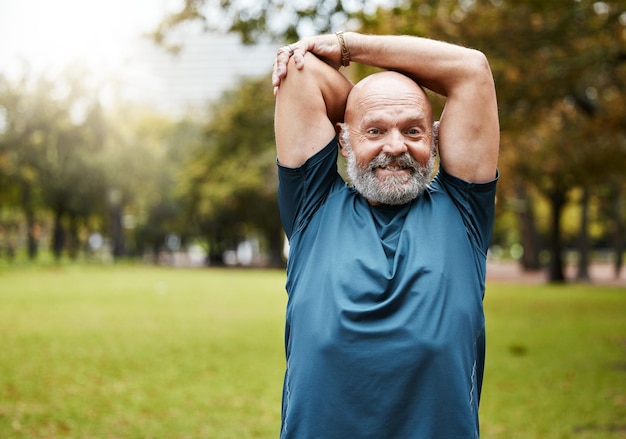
{"left": 382, "top": 130, "right": 407, "bottom": 156}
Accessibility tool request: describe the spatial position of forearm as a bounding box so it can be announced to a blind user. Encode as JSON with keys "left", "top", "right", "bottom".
{"left": 344, "top": 32, "right": 498, "bottom": 182}
{"left": 274, "top": 54, "right": 352, "bottom": 168}
{"left": 344, "top": 32, "right": 491, "bottom": 97}
{"left": 273, "top": 32, "right": 499, "bottom": 181}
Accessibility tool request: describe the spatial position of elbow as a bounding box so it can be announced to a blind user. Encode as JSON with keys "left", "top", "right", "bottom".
{"left": 464, "top": 49, "right": 494, "bottom": 82}
{"left": 470, "top": 49, "right": 490, "bottom": 69}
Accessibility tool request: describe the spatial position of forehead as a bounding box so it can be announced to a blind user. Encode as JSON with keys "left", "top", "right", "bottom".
{"left": 357, "top": 96, "right": 430, "bottom": 126}
{"left": 346, "top": 73, "right": 432, "bottom": 126}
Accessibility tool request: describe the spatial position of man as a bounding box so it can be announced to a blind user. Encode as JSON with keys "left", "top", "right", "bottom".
{"left": 272, "top": 32, "right": 499, "bottom": 438}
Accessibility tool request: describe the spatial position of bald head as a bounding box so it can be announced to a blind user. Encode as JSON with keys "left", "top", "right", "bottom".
{"left": 345, "top": 71, "right": 433, "bottom": 127}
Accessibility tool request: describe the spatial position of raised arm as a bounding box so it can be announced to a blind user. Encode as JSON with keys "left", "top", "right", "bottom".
{"left": 276, "top": 33, "right": 499, "bottom": 182}
{"left": 274, "top": 49, "right": 352, "bottom": 168}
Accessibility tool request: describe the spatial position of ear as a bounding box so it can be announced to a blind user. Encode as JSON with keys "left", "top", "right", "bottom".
{"left": 431, "top": 120, "right": 440, "bottom": 156}
{"left": 336, "top": 122, "right": 349, "bottom": 158}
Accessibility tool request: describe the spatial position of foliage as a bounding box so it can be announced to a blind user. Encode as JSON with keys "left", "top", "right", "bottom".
{"left": 155, "top": 0, "right": 626, "bottom": 279}
{"left": 0, "top": 64, "right": 281, "bottom": 265}
{"left": 103, "top": 108, "right": 202, "bottom": 258}
{"left": 150, "top": 0, "right": 374, "bottom": 45}
{"left": 0, "top": 67, "right": 204, "bottom": 262}
{"left": 0, "top": 66, "right": 109, "bottom": 259}
{"left": 0, "top": 265, "right": 624, "bottom": 438}
{"left": 358, "top": 0, "right": 626, "bottom": 280}
{"left": 3, "top": 0, "right": 625, "bottom": 273}
{"left": 178, "top": 74, "right": 284, "bottom": 266}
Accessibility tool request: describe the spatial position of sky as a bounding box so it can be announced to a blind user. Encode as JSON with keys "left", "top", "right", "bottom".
{"left": 0, "top": 0, "right": 173, "bottom": 76}
{"left": 0, "top": 0, "right": 277, "bottom": 114}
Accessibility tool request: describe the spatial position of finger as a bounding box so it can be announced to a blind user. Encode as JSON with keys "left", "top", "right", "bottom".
{"left": 271, "top": 57, "right": 285, "bottom": 88}
{"left": 272, "top": 44, "right": 300, "bottom": 92}
{"left": 272, "top": 63, "right": 288, "bottom": 88}
{"left": 277, "top": 45, "right": 294, "bottom": 63}
{"left": 292, "top": 48, "right": 306, "bottom": 69}
{"left": 289, "top": 41, "right": 312, "bottom": 69}
{"left": 272, "top": 62, "right": 280, "bottom": 89}
{"left": 274, "top": 46, "right": 293, "bottom": 71}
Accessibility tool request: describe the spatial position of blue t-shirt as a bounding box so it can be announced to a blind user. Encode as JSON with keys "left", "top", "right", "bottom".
{"left": 277, "top": 136, "right": 498, "bottom": 439}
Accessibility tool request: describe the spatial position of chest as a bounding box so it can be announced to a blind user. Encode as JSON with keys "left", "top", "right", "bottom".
{"left": 286, "top": 191, "right": 484, "bottom": 337}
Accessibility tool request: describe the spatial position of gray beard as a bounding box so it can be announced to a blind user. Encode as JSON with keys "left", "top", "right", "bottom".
{"left": 343, "top": 138, "right": 434, "bottom": 206}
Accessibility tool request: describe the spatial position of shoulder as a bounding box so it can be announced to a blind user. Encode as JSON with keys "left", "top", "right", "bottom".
{"left": 274, "top": 54, "right": 352, "bottom": 168}
{"left": 429, "top": 166, "right": 499, "bottom": 194}
{"left": 278, "top": 137, "right": 345, "bottom": 238}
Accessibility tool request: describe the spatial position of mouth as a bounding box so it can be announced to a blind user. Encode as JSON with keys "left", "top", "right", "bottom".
{"left": 368, "top": 153, "right": 419, "bottom": 180}
{"left": 374, "top": 165, "right": 413, "bottom": 179}
{"left": 380, "top": 164, "right": 410, "bottom": 171}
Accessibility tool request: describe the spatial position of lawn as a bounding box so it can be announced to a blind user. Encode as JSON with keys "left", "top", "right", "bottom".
{"left": 0, "top": 265, "right": 625, "bottom": 438}
{"left": 481, "top": 282, "right": 626, "bottom": 439}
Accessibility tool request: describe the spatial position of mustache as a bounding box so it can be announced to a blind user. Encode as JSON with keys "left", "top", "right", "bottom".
{"left": 368, "top": 152, "right": 420, "bottom": 172}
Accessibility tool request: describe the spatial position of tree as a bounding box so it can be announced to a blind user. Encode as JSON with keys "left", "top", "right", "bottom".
{"left": 0, "top": 71, "right": 47, "bottom": 259}
{"left": 179, "top": 74, "right": 283, "bottom": 266}
{"left": 356, "top": 0, "right": 626, "bottom": 281}
{"left": 159, "top": 0, "right": 626, "bottom": 278}
{"left": 0, "top": 68, "right": 107, "bottom": 260}
{"left": 1, "top": 62, "right": 213, "bottom": 264}
{"left": 151, "top": 0, "right": 370, "bottom": 45}
{"left": 35, "top": 87, "right": 108, "bottom": 260}
{"left": 101, "top": 105, "right": 202, "bottom": 261}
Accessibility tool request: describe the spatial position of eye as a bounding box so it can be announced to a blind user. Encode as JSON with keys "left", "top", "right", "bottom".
{"left": 405, "top": 128, "right": 422, "bottom": 138}
{"left": 367, "top": 128, "right": 381, "bottom": 135}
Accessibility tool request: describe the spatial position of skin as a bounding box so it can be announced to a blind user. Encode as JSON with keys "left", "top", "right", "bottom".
{"left": 338, "top": 71, "right": 435, "bottom": 188}
{"left": 273, "top": 32, "right": 499, "bottom": 198}
{"left": 274, "top": 52, "right": 352, "bottom": 168}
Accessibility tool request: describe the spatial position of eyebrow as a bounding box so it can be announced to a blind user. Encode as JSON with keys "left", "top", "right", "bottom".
{"left": 360, "top": 114, "right": 429, "bottom": 128}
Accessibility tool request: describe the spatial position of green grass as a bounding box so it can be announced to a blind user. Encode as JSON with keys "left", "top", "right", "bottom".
{"left": 0, "top": 265, "right": 625, "bottom": 438}
{"left": 0, "top": 266, "right": 286, "bottom": 438}
{"left": 481, "top": 283, "right": 626, "bottom": 439}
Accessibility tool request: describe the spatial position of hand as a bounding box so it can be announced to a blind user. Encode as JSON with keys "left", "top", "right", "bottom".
{"left": 272, "top": 45, "right": 297, "bottom": 96}
{"left": 272, "top": 33, "right": 345, "bottom": 95}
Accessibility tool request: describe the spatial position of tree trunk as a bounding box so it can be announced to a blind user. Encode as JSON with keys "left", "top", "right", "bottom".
{"left": 576, "top": 187, "right": 591, "bottom": 282}
{"left": 21, "top": 182, "right": 38, "bottom": 260}
{"left": 110, "top": 203, "right": 125, "bottom": 258}
{"left": 547, "top": 188, "right": 567, "bottom": 283}
{"left": 514, "top": 182, "right": 542, "bottom": 271}
{"left": 266, "top": 221, "right": 287, "bottom": 268}
{"left": 52, "top": 209, "right": 65, "bottom": 260}
{"left": 67, "top": 214, "right": 80, "bottom": 259}
{"left": 612, "top": 183, "right": 624, "bottom": 279}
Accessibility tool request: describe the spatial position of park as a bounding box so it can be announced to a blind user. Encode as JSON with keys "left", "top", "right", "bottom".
{"left": 1, "top": 0, "right": 624, "bottom": 281}
{"left": 1, "top": 0, "right": 625, "bottom": 437}
{"left": 1, "top": 264, "right": 625, "bottom": 438}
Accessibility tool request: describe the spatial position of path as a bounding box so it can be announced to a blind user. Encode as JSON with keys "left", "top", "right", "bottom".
{"left": 486, "top": 261, "right": 626, "bottom": 287}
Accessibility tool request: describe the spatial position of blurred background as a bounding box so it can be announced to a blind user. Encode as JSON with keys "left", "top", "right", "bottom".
{"left": 0, "top": 0, "right": 624, "bottom": 283}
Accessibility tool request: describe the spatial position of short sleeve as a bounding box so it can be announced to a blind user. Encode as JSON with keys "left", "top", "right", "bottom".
{"left": 277, "top": 137, "right": 343, "bottom": 239}
{"left": 431, "top": 168, "right": 499, "bottom": 254}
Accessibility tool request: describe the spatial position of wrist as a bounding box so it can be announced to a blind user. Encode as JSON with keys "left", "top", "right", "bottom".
{"left": 335, "top": 31, "right": 351, "bottom": 67}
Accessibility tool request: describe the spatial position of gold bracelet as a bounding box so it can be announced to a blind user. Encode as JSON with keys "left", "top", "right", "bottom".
{"left": 336, "top": 31, "right": 351, "bottom": 67}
